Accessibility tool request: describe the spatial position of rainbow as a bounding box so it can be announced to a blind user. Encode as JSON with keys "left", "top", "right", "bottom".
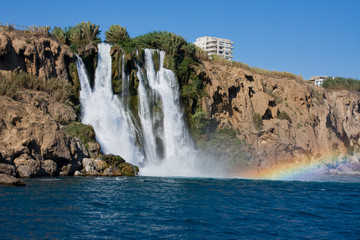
{"left": 235, "top": 151, "right": 344, "bottom": 180}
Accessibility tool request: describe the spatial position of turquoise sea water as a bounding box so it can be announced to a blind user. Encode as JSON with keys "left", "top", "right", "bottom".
{"left": 1, "top": 176, "right": 360, "bottom": 239}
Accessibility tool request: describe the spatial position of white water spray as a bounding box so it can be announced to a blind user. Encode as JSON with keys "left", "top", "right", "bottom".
{"left": 76, "top": 43, "right": 142, "bottom": 165}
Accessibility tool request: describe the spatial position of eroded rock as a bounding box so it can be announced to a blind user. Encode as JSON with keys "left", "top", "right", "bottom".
{"left": 0, "top": 94, "right": 89, "bottom": 177}
{"left": 0, "top": 173, "right": 25, "bottom": 186}
{"left": 0, "top": 163, "right": 16, "bottom": 176}
{"left": 0, "top": 31, "right": 74, "bottom": 81}
{"left": 42, "top": 160, "right": 58, "bottom": 176}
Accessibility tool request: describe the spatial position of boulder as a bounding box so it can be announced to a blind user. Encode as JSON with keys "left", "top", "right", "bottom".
{"left": 82, "top": 158, "right": 107, "bottom": 175}
{"left": 0, "top": 173, "right": 25, "bottom": 186}
{"left": 74, "top": 170, "right": 83, "bottom": 176}
{"left": 0, "top": 163, "right": 16, "bottom": 176}
{"left": 14, "top": 154, "right": 41, "bottom": 177}
{"left": 41, "top": 160, "right": 58, "bottom": 176}
{"left": 94, "top": 160, "right": 107, "bottom": 172}
{"left": 117, "top": 163, "right": 139, "bottom": 176}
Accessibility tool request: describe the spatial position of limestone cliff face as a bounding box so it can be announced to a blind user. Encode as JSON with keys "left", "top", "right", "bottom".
{"left": 0, "top": 91, "right": 91, "bottom": 177}
{"left": 198, "top": 60, "right": 360, "bottom": 171}
{"left": 0, "top": 30, "right": 74, "bottom": 80}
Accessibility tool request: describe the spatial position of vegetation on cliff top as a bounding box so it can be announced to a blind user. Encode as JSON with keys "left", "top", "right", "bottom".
{"left": 51, "top": 21, "right": 101, "bottom": 52}
{"left": 322, "top": 77, "right": 360, "bottom": 91}
{"left": 0, "top": 23, "right": 51, "bottom": 36}
{"left": 211, "top": 55, "right": 304, "bottom": 81}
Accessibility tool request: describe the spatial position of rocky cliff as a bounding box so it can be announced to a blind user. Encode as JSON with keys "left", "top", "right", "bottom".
{"left": 1, "top": 28, "right": 359, "bottom": 181}
{"left": 197, "top": 60, "right": 360, "bottom": 176}
{"left": 0, "top": 30, "right": 74, "bottom": 80}
{"left": 0, "top": 91, "right": 88, "bottom": 177}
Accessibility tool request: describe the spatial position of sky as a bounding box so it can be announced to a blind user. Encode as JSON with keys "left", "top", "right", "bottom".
{"left": 1, "top": 0, "right": 359, "bottom": 79}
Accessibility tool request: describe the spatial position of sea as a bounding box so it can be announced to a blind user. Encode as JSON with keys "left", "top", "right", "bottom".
{"left": 1, "top": 176, "right": 360, "bottom": 240}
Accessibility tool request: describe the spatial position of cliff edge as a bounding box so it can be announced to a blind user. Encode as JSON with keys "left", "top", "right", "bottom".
{"left": 197, "top": 60, "right": 360, "bottom": 176}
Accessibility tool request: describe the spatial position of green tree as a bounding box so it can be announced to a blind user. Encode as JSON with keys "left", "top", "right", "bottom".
{"left": 51, "top": 27, "right": 66, "bottom": 44}
{"left": 105, "top": 25, "right": 130, "bottom": 44}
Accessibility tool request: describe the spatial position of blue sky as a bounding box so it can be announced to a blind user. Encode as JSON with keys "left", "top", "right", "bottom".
{"left": 1, "top": 0, "right": 359, "bottom": 79}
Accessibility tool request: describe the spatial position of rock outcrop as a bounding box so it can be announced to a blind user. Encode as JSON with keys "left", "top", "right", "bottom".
{"left": 0, "top": 30, "right": 74, "bottom": 81}
{"left": 198, "top": 60, "right": 360, "bottom": 174}
{"left": 82, "top": 157, "right": 139, "bottom": 176}
{"left": 0, "top": 173, "right": 25, "bottom": 186}
{"left": 0, "top": 92, "right": 88, "bottom": 177}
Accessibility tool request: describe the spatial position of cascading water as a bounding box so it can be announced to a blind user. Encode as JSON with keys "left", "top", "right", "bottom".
{"left": 76, "top": 43, "right": 142, "bottom": 166}
{"left": 137, "top": 49, "right": 201, "bottom": 176}
{"left": 77, "top": 44, "right": 223, "bottom": 177}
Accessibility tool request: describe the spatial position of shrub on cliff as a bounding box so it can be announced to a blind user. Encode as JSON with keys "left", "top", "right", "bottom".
{"left": 0, "top": 72, "right": 77, "bottom": 104}
{"left": 277, "top": 111, "right": 292, "bottom": 123}
{"left": 253, "top": 113, "right": 263, "bottom": 131}
{"left": 100, "top": 154, "right": 125, "bottom": 167}
{"left": 322, "top": 77, "right": 360, "bottom": 91}
{"left": 51, "top": 27, "right": 67, "bottom": 44}
{"left": 63, "top": 122, "right": 96, "bottom": 146}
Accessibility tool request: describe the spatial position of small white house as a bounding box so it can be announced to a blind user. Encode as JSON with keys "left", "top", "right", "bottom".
{"left": 310, "top": 76, "right": 328, "bottom": 87}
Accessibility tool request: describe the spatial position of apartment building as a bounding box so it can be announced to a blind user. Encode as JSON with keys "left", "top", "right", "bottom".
{"left": 194, "top": 36, "right": 234, "bottom": 60}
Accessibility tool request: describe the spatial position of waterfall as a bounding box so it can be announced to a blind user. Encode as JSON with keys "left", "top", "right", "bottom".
{"left": 137, "top": 49, "right": 200, "bottom": 176}
{"left": 76, "top": 43, "right": 143, "bottom": 166}
{"left": 77, "top": 44, "right": 221, "bottom": 177}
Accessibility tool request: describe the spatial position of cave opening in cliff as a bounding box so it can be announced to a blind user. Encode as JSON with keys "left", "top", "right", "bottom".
{"left": 245, "top": 75, "right": 254, "bottom": 82}
{"left": 262, "top": 108, "right": 273, "bottom": 120}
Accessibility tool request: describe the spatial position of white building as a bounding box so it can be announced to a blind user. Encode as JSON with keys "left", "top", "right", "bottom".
{"left": 310, "top": 76, "right": 328, "bottom": 87}
{"left": 194, "top": 36, "right": 234, "bottom": 60}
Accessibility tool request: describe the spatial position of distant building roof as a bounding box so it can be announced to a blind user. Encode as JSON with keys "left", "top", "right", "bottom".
{"left": 310, "top": 76, "right": 328, "bottom": 81}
